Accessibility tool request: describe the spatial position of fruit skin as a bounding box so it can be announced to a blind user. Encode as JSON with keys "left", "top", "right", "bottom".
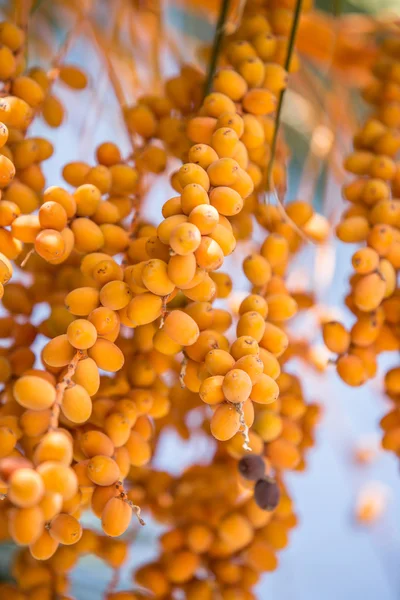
{"left": 61, "top": 384, "right": 92, "bottom": 424}
{"left": 101, "top": 496, "right": 132, "bottom": 537}
{"left": 66, "top": 319, "right": 97, "bottom": 349}
{"left": 36, "top": 461, "right": 78, "bottom": 500}
{"left": 87, "top": 455, "right": 120, "bottom": 486}
{"left": 88, "top": 339, "right": 124, "bottom": 372}
{"left": 210, "top": 404, "right": 241, "bottom": 441}
{"left": 163, "top": 310, "right": 200, "bottom": 346}
{"left": 9, "top": 505, "right": 44, "bottom": 545}
{"left": 222, "top": 368, "right": 253, "bottom": 404}
{"left": 322, "top": 321, "right": 350, "bottom": 354}
{"left": 238, "top": 455, "right": 266, "bottom": 481}
{"left": 49, "top": 513, "right": 82, "bottom": 545}
{"left": 254, "top": 477, "right": 281, "bottom": 511}
{"left": 30, "top": 530, "right": 59, "bottom": 560}
{"left": 13, "top": 376, "right": 56, "bottom": 410}
{"left": 42, "top": 334, "right": 75, "bottom": 368}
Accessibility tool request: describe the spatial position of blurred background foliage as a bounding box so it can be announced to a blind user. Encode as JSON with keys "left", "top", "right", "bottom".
{"left": 0, "top": 0, "right": 390, "bottom": 218}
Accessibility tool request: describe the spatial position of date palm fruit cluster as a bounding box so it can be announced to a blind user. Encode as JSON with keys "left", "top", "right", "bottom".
{"left": 324, "top": 33, "right": 400, "bottom": 461}
{"left": 0, "top": 0, "right": 331, "bottom": 598}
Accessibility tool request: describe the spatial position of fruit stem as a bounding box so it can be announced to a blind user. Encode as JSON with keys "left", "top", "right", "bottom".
{"left": 20, "top": 248, "right": 34, "bottom": 268}
{"left": 204, "top": 0, "right": 231, "bottom": 97}
{"left": 235, "top": 402, "right": 251, "bottom": 451}
{"left": 106, "top": 568, "right": 121, "bottom": 595}
{"left": 266, "top": 0, "right": 303, "bottom": 196}
{"left": 180, "top": 355, "right": 188, "bottom": 388}
{"left": 116, "top": 481, "right": 145, "bottom": 526}
{"left": 50, "top": 350, "right": 84, "bottom": 431}
{"left": 159, "top": 297, "right": 168, "bottom": 328}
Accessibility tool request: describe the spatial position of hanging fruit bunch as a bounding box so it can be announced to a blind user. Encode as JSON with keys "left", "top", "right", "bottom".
{"left": 0, "top": 0, "right": 387, "bottom": 597}
{"left": 324, "top": 31, "right": 400, "bottom": 461}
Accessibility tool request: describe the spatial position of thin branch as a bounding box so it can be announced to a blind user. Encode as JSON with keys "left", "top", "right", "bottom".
{"left": 78, "top": 81, "right": 107, "bottom": 160}
{"left": 180, "top": 355, "right": 188, "bottom": 388}
{"left": 333, "top": 0, "right": 342, "bottom": 18}
{"left": 310, "top": 0, "right": 346, "bottom": 221}
{"left": 71, "top": 0, "right": 132, "bottom": 122}
{"left": 21, "top": 16, "right": 85, "bottom": 137}
{"left": 106, "top": 569, "right": 121, "bottom": 595}
{"left": 30, "top": 0, "right": 44, "bottom": 14}
{"left": 150, "top": 6, "right": 162, "bottom": 90}
{"left": 84, "top": 21, "right": 138, "bottom": 157}
{"left": 266, "top": 0, "right": 304, "bottom": 196}
{"left": 271, "top": 186, "right": 310, "bottom": 244}
{"left": 48, "top": 15, "right": 86, "bottom": 76}
{"left": 14, "top": 0, "right": 32, "bottom": 77}
{"left": 84, "top": 24, "right": 126, "bottom": 107}
{"left": 115, "top": 481, "right": 145, "bottom": 526}
{"left": 234, "top": 402, "right": 251, "bottom": 451}
{"left": 20, "top": 247, "right": 34, "bottom": 268}
{"left": 50, "top": 350, "right": 84, "bottom": 430}
{"left": 229, "top": 0, "right": 247, "bottom": 34}
{"left": 204, "top": 0, "right": 231, "bottom": 97}
{"left": 15, "top": 0, "right": 32, "bottom": 31}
